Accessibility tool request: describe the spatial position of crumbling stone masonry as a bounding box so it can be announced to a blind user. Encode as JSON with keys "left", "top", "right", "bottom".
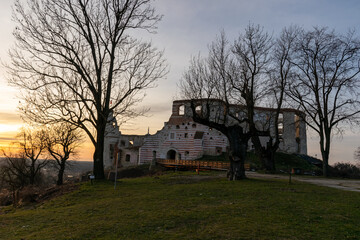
{"left": 103, "top": 100, "right": 307, "bottom": 169}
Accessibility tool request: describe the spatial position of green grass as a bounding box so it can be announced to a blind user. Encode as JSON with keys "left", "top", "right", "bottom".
{"left": 246, "top": 152, "right": 319, "bottom": 172}
{"left": 1, "top": 172, "right": 359, "bottom": 239}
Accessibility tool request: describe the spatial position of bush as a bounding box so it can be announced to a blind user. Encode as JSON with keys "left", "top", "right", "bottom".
{"left": 330, "top": 162, "right": 360, "bottom": 179}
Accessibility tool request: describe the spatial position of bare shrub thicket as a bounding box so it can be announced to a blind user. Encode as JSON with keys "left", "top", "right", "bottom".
{"left": 331, "top": 162, "right": 360, "bottom": 179}
{"left": 0, "top": 127, "right": 49, "bottom": 205}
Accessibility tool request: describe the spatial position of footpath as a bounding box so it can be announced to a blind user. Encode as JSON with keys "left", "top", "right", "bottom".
{"left": 246, "top": 171, "right": 360, "bottom": 192}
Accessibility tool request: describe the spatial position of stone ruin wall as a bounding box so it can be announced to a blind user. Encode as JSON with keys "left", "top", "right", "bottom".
{"left": 103, "top": 100, "right": 307, "bottom": 169}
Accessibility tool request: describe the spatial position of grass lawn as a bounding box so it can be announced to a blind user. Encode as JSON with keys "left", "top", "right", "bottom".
{"left": 1, "top": 171, "right": 359, "bottom": 240}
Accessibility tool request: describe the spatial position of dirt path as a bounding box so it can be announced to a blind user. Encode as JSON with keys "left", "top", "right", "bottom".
{"left": 246, "top": 171, "right": 360, "bottom": 192}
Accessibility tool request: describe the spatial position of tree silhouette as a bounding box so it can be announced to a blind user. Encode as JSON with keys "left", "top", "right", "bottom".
{"left": 8, "top": 0, "right": 167, "bottom": 179}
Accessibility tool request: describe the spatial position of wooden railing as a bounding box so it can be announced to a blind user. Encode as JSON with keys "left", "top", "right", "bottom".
{"left": 156, "top": 159, "right": 230, "bottom": 170}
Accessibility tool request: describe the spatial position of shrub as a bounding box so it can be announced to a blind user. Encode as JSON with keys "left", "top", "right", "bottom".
{"left": 330, "top": 162, "right": 360, "bottom": 179}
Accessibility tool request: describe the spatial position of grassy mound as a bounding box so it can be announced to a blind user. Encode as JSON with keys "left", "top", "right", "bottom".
{"left": 198, "top": 151, "right": 321, "bottom": 173}
{"left": 1, "top": 172, "right": 359, "bottom": 239}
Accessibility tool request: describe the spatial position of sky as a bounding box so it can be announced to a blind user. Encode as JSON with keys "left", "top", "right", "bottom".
{"left": 0, "top": 0, "right": 360, "bottom": 163}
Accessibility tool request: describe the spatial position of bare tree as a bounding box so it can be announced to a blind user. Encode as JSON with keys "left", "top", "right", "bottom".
{"left": 262, "top": 25, "right": 300, "bottom": 170}
{"left": 0, "top": 155, "right": 28, "bottom": 205}
{"left": 181, "top": 24, "right": 294, "bottom": 178}
{"left": 15, "top": 128, "right": 49, "bottom": 185}
{"left": 288, "top": 27, "right": 360, "bottom": 177}
{"left": 8, "top": 0, "right": 168, "bottom": 179}
{"left": 45, "top": 124, "right": 83, "bottom": 185}
{"left": 230, "top": 24, "right": 275, "bottom": 171}
{"left": 180, "top": 32, "right": 249, "bottom": 180}
{"left": 0, "top": 127, "right": 48, "bottom": 189}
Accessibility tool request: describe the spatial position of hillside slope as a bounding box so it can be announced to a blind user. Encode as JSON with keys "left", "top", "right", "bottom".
{"left": 1, "top": 172, "right": 359, "bottom": 240}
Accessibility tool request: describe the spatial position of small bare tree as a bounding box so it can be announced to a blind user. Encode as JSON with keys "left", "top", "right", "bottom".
{"left": 8, "top": 0, "right": 167, "bottom": 179}
{"left": 0, "top": 155, "right": 28, "bottom": 205}
{"left": 288, "top": 27, "right": 360, "bottom": 177}
{"left": 14, "top": 128, "right": 49, "bottom": 185}
{"left": 0, "top": 127, "right": 49, "bottom": 204}
{"left": 45, "top": 124, "right": 83, "bottom": 185}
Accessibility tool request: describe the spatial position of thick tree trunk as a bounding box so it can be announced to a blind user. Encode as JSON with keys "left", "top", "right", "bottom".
{"left": 93, "top": 120, "right": 106, "bottom": 179}
{"left": 321, "top": 151, "right": 329, "bottom": 177}
{"left": 29, "top": 161, "right": 36, "bottom": 185}
{"left": 252, "top": 135, "right": 276, "bottom": 172}
{"left": 228, "top": 156, "right": 246, "bottom": 180}
{"left": 320, "top": 131, "right": 331, "bottom": 177}
{"left": 264, "top": 140, "right": 276, "bottom": 172}
{"left": 57, "top": 163, "right": 65, "bottom": 185}
{"left": 227, "top": 126, "right": 247, "bottom": 180}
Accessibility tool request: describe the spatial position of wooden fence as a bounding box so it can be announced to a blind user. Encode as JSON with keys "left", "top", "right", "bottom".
{"left": 156, "top": 159, "right": 230, "bottom": 171}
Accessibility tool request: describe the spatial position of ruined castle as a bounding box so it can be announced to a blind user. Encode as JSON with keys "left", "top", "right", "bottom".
{"left": 103, "top": 100, "right": 307, "bottom": 169}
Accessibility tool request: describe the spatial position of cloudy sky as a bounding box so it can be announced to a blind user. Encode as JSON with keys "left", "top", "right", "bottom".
{"left": 0, "top": 0, "right": 360, "bottom": 163}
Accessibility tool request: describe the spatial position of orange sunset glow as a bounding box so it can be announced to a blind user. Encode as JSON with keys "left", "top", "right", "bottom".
{"left": 0, "top": 0, "right": 359, "bottom": 165}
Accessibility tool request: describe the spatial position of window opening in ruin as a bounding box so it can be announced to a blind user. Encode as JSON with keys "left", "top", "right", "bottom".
{"left": 278, "top": 113, "right": 284, "bottom": 139}
{"left": 194, "top": 131, "right": 204, "bottom": 139}
{"left": 210, "top": 137, "right": 213, "bottom": 140}
{"left": 195, "top": 105, "right": 202, "bottom": 114}
{"left": 117, "top": 151, "right": 122, "bottom": 166}
{"left": 178, "top": 105, "right": 185, "bottom": 115}
{"left": 278, "top": 122, "right": 283, "bottom": 139}
{"left": 176, "top": 125, "right": 180, "bottom": 129}
{"left": 216, "top": 147, "right": 222, "bottom": 154}
{"left": 125, "top": 154, "right": 131, "bottom": 162}
{"left": 109, "top": 144, "right": 114, "bottom": 160}
{"left": 185, "top": 151, "right": 189, "bottom": 160}
{"left": 278, "top": 112, "right": 283, "bottom": 121}
{"left": 120, "top": 140, "right": 125, "bottom": 146}
{"left": 170, "top": 133, "right": 175, "bottom": 139}
{"left": 185, "top": 126, "right": 188, "bottom": 130}
{"left": 184, "top": 133, "right": 188, "bottom": 138}
{"left": 192, "top": 123, "right": 196, "bottom": 128}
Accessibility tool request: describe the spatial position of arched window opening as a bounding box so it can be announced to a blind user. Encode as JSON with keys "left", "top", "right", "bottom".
{"left": 178, "top": 105, "right": 185, "bottom": 115}
{"left": 166, "top": 150, "right": 176, "bottom": 160}
{"left": 195, "top": 105, "right": 202, "bottom": 114}
{"left": 278, "top": 113, "right": 284, "bottom": 139}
